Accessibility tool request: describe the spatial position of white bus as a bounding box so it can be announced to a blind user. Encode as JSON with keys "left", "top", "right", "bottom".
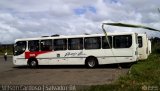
{"left": 138, "top": 34, "right": 149, "bottom": 60}
{"left": 13, "top": 32, "right": 138, "bottom": 68}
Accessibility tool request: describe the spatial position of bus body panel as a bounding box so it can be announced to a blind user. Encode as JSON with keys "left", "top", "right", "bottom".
{"left": 13, "top": 53, "right": 27, "bottom": 65}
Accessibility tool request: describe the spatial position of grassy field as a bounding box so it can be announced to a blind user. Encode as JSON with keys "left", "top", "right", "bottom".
{"left": 86, "top": 43, "right": 160, "bottom": 91}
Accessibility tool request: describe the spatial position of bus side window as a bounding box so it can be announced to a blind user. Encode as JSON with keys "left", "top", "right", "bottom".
{"left": 68, "top": 38, "right": 83, "bottom": 50}
{"left": 40, "top": 40, "right": 52, "bottom": 51}
{"left": 113, "top": 35, "right": 132, "bottom": 48}
{"left": 84, "top": 37, "right": 101, "bottom": 49}
{"left": 102, "top": 36, "right": 112, "bottom": 49}
{"left": 138, "top": 36, "right": 143, "bottom": 48}
{"left": 54, "top": 39, "right": 67, "bottom": 51}
{"left": 28, "top": 40, "right": 39, "bottom": 52}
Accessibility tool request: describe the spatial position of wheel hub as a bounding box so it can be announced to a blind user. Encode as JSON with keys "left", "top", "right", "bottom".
{"left": 88, "top": 60, "right": 95, "bottom": 67}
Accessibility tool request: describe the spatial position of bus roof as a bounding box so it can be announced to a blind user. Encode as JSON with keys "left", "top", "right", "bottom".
{"left": 15, "top": 32, "right": 136, "bottom": 42}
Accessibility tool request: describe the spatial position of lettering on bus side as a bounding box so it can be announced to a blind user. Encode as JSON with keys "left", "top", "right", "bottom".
{"left": 30, "top": 54, "right": 36, "bottom": 57}
{"left": 64, "top": 51, "right": 86, "bottom": 57}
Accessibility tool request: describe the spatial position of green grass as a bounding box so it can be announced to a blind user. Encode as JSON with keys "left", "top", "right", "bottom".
{"left": 117, "top": 53, "right": 160, "bottom": 89}
{"left": 120, "top": 54, "right": 160, "bottom": 82}
{"left": 85, "top": 53, "right": 160, "bottom": 91}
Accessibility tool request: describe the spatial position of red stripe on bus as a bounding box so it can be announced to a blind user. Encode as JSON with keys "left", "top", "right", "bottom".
{"left": 25, "top": 51, "right": 52, "bottom": 59}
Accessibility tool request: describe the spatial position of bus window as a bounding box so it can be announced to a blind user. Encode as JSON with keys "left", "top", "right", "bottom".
{"left": 102, "top": 36, "right": 112, "bottom": 49}
{"left": 68, "top": 38, "right": 83, "bottom": 50}
{"left": 40, "top": 40, "right": 52, "bottom": 51}
{"left": 138, "top": 36, "right": 143, "bottom": 48}
{"left": 14, "top": 41, "right": 26, "bottom": 55}
{"left": 28, "top": 40, "right": 39, "bottom": 52}
{"left": 84, "top": 37, "right": 101, "bottom": 49}
{"left": 54, "top": 39, "right": 67, "bottom": 51}
{"left": 113, "top": 35, "right": 132, "bottom": 48}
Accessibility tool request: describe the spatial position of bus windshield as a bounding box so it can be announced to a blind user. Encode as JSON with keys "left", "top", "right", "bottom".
{"left": 14, "top": 41, "right": 26, "bottom": 56}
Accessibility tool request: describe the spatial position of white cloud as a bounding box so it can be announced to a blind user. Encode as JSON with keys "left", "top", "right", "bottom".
{"left": 0, "top": 0, "right": 160, "bottom": 43}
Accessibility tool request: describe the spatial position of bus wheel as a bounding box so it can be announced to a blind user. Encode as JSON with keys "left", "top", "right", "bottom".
{"left": 28, "top": 58, "right": 38, "bottom": 67}
{"left": 86, "top": 57, "right": 98, "bottom": 68}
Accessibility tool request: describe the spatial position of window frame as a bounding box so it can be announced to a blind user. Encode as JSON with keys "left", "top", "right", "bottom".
{"left": 28, "top": 40, "right": 40, "bottom": 52}
{"left": 102, "top": 36, "right": 112, "bottom": 49}
{"left": 138, "top": 36, "right": 143, "bottom": 48}
{"left": 84, "top": 37, "right": 101, "bottom": 49}
{"left": 54, "top": 39, "right": 67, "bottom": 51}
{"left": 68, "top": 38, "right": 83, "bottom": 50}
{"left": 113, "top": 35, "right": 132, "bottom": 49}
{"left": 40, "top": 39, "right": 53, "bottom": 51}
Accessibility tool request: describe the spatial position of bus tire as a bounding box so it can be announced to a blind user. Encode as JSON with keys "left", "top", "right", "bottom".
{"left": 85, "top": 57, "right": 98, "bottom": 68}
{"left": 28, "top": 58, "right": 38, "bottom": 68}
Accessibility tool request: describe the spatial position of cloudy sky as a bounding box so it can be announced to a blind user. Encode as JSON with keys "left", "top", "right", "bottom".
{"left": 0, "top": 0, "right": 160, "bottom": 44}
